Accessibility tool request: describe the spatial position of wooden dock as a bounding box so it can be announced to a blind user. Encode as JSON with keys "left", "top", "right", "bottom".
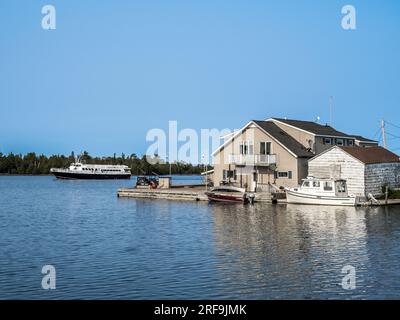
{"left": 117, "top": 187, "right": 209, "bottom": 201}
{"left": 358, "top": 199, "right": 400, "bottom": 206}
{"left": 117, "top": 186, "right": 400, "bottom": 206}
{"left": 117, "top": 187, "right": 275, "bottom": 203}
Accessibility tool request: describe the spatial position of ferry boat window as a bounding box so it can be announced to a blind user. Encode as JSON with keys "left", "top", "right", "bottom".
{"left": 323, "top": 181, "right": 333, "bottom": 191}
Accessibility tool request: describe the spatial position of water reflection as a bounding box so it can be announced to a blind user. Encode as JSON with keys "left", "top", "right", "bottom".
{"left": 210, "top": 204, "right": 369, "bottom": 298}
{"left": 2, "top": 176, "right": 400, "bottom": 299}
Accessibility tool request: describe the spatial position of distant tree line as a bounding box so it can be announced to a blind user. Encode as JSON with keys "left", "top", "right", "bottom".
{"left": 0, "top": 151, "right": 208, "bottom": 175}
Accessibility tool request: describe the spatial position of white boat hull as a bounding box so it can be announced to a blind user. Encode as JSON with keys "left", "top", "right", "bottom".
{"left": 286, "top": 189, "right": 356, "bottom": 206}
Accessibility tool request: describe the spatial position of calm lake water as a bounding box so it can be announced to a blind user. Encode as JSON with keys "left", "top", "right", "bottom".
{"left": 1, "top": 176, "right": 400, "bottom": 299}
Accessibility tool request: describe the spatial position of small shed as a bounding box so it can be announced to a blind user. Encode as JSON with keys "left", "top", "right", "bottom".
{"left": 308, "top": 146, "right": 400, "bottom": 197}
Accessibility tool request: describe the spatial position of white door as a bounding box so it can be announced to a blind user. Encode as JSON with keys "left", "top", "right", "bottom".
{"left": 250, "top": 171, "right": 257, "bottom": 192}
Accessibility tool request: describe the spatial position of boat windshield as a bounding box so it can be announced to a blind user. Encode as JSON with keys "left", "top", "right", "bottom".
{"left": 323, "top": 181, "right": 333, "bottom": 191}
{"left": 312, "top": 181, "right": 320, "bottom": 188}
{"left": 336, "top": 181, "right": 347, "bottom": 193}
{"left": 214, "top": 188, "right": 242, "bottom": 193}
{"left": 302, "top": 181, "right": 310, "bottom": 187}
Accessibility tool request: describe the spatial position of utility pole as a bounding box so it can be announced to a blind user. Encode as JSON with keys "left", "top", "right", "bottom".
{"left": 202, "top": 153, "right": 208, "bottom": 191}
{"left": 166, "top": 155, "right": 172, "bottom": 176}
{"left": 381, "top": 118, "right": 387, "bottom": 149}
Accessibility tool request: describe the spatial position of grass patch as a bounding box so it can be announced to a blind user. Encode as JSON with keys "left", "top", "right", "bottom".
{"left": 381, "top": 185, "right": 400, "bottom": 199}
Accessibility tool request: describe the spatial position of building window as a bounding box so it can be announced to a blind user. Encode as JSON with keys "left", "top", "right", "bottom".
{"left": 223, "top": 170, "right": 236, "bottom": 180}
{"left": 323, "top": 137, "right": 332, "bottom": 145}
{"left": 240, "top": 141, "right": 254, "bottom": 155}
{"left": 336, "top": 138, "right": 344, "bottom": 146}
{"left": 277, "top": 171, "right": 292, "bottom": 179}
{"left": 347, "top": 140, "right": 354, "bottom": 146}
{"left": 260, "top": 142, "right": 271, "bottom": 155}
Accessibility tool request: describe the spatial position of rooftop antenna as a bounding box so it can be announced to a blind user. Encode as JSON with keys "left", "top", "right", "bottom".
{"left": 381, "top": 118, "right": 387, "bottom": 149}
{"left": 329, "top": 96, "right": 334, "bottom": 126}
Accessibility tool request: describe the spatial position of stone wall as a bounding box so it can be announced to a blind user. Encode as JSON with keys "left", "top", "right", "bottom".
{"left": 365, "top": 163, "right": 400, "bottom": 196}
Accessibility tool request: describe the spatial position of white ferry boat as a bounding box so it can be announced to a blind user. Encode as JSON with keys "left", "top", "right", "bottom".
{"left": 50, "top": 162, "right": 131, "bottom": 180}
{"left": 285, "top": 177, "right": 356, "bottom": 206}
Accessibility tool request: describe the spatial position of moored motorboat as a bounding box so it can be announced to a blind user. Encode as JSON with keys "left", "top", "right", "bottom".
{"left": 205, "top": 186, "right": 249, "bottom": 203}
{"left": 285, "top": 177, "right": 356, "bottom": 206}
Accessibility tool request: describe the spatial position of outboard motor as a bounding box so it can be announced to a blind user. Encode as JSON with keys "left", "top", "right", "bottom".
{"left": 368, "top": 193, "right": 379, "bottom": 205}
{"left": 247, "top": 193, "right": 255, "bottom": 205}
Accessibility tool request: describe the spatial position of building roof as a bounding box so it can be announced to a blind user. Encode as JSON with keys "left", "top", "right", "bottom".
{"left": 270, "top": 117, "right": 352, "bottom": 138}
{"left": 338, "top": 146, "right": 400, "bottom": 164}
{"left": 351, "top": 135, "right": 378, "bottom": 143}
{"left": 253, "top": 120, "right": 314, "bottom": 158}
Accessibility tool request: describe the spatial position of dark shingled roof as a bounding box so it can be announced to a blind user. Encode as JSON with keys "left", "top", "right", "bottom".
{"left": 351, "top": 135, "right": 378, "bottom": 143}
{"left": 271, "top": 118, "right": 352, "bottom": 137}
{"left": 253, "top": 120, "right": 314, "bottom": 158}
{"left": 339, "top": 146, "right": 400, "bottom": 164}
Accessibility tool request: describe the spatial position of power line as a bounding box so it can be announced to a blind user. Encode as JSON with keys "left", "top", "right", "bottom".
{"left": 372, "top": 125, "right": 381, "bottom": 140}
{"left": 377, "top": 131, "right": 382, "bottom": 145}
{"left": 386, "top": 132, "right": 400, "bottom": 140}
{"left": 385, "top": 120, "right": 400, "bottom": 130}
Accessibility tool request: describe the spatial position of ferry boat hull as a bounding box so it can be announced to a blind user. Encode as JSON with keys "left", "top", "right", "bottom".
{"left": 285, "top": 189, "right": 356, "bottom": 206}
{"left": 52, "top": 171, "right": 131, "bottom": 180}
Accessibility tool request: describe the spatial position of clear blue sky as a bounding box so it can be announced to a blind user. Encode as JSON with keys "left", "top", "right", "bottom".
{"left": 1, "top": 0, "right": 400, "bottom": 157}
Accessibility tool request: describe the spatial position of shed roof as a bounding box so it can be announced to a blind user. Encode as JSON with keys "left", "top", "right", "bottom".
{"left": 338, "top": 146, "right": 400, "bottom": 164}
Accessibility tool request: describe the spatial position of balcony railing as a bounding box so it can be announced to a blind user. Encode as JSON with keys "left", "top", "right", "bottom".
{"left": 228, "top": 154, "right": 277, "bottom": 166}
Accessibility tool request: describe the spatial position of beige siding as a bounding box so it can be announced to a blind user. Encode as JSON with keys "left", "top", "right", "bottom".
{"left": 356, "top": 142, "right": 379, "bottom": 148}
{"left": 314, "top": 136, "right": 338, "bottom": 154}
{"left": 308, "top": 148, "right": 365, "bottom": 196}
{"left": 212, "top": 125, "right": 301, "bottom": 190}
{"left": 272, "top": 120, "right": 315, "bottom": 151}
